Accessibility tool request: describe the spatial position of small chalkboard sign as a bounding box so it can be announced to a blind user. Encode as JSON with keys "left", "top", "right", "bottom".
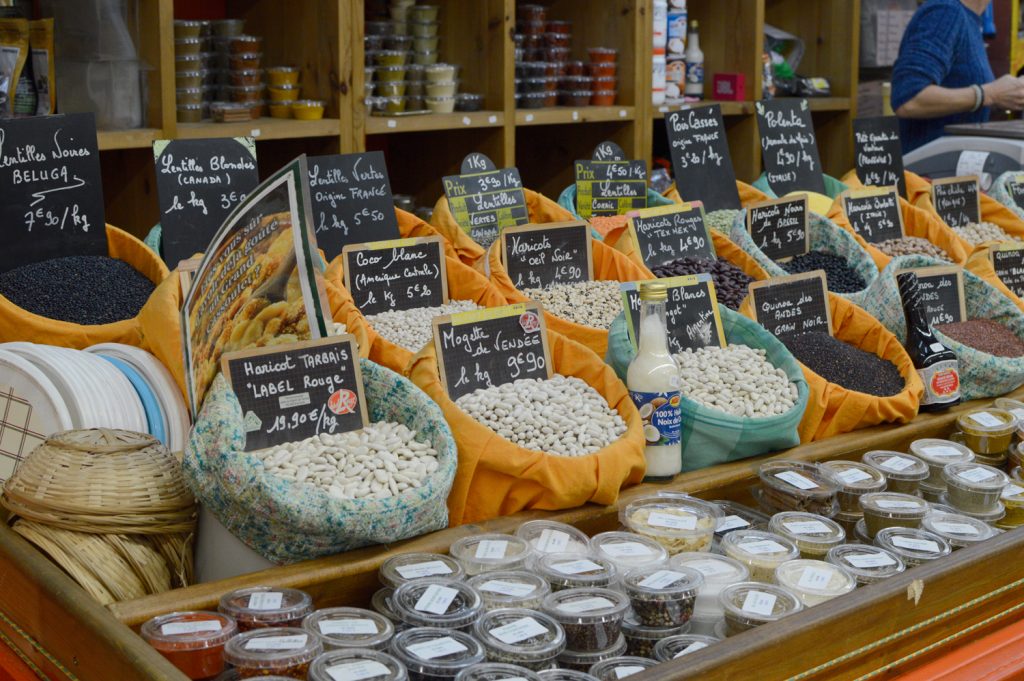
{"left": 896, "top": 265, "right": 966, "bottom": 327}
{"left": 621, "top": 274, "right": 726, "bottom": 354}
{"left": 754, "top": 99, "right": 826, "bottom": 196}
{"left": 307, "top": 151, "right": 400, "bottom": 260}
{"left": 991, "top": 243, "right": 1024, "bottom": 297}
{"left": 443, "top": 153, "right": 529, "bottom": 250}
{"left": 433, "top": 303, "right": 552, "bottom": 402}
{"left": 574, "top": 158, "right": 647, "bottom": 219}
{"left": 665, "top": 104, "right": 742, "bottom": 211}
{"left": 593, "top": 141, "right": 627, "bottom": 161}
{"left": 746, "top": 195, "right": 809, "bottom": 262}
{"left": 221, "top": 335, "right": 368, "bottom": 452}
{"left": 0, "top": 112, "right": 106, "bottom": 273}
{"left": 1006, "top": 174, "right": 1024, "bottom": 211}
{"left": 749, "top": 271, "right": 832, "bottom": 340}
{"left": 841, "top": 187, "right": 904, "bottom": 244}
{"left": 342, "top": 236, "right": 448, "bottom": 316}
{"left": 501, "top": 221, "right": 593, "bottom": 290}
{"left": 154, "top": 136, "right": 260, "bottom": 266}
{"left": 853, "top": 116, "right": 907, "bottom": 199}
{"left": 931, "top": 176, "right": 980, "bottom": 228}
{"left": 629, "top": 202, "right": 716, "bottom": 269}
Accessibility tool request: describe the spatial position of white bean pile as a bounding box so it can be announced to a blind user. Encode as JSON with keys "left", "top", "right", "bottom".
{"left": 521, "top": 280, "right": 622, "bottom": 329}
{"left": 366, "top": 299, "right": 480, "bottom": 351}
{"left": 953, "top": 221, "right": 1019, "bottom": 245}
{"left": 673, "top": 344, "right": 798, "bottom": 417}
{"left": 455, "top": 374, "right": 627, "bottom": 456}
{"left": 253, "top": 423, "right": 440, "bottom": 500}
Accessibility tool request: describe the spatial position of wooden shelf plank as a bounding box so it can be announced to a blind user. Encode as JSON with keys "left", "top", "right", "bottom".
{"left": 97, "top": 128, "right": 162, "bottom": 151}
{"left": 806, "top": 96, "right": 852, "bottom": 112}
{"left": 365, "top": 111, "right": 505, "bottom": 135}
{"left": 515, "top": 105, "right": 636, "bottom": 126}
{"left": 175, "top": 117, "right": 341, "bottom": 141}
{"left": 651, "top": 101, "right": 755, "bottom": 119}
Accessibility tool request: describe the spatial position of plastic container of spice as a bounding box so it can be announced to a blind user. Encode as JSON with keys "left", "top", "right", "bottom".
{"left": 957, "top": 409, "right": 1017, "bottom": 454}
{"left": 621, "top": 565, "right": 702, "bottom": 627}
{"left": 861, "top": 451, "right": 929, "bottom": 495}
{"left": 371, "top": 588, "right": 402, "bottom": 625}
{"left": 768, "top": 512, "right": 846, "bottom": 559}
{"left": 229, "top": 52, "right": 262, "bottom": 70}
{"left": 467, "top": 570, "right": 551, "bottom": 611}
{"left": 449, "top": 533, "right": 531, "bottom": 575}
{"left": 858, "top": 492, "right": 930, "bottom": 538}
{"left": 825, "top": 544, "right": 905, "bottom": 585}
{"left": 620, "top": 495, "right": 721, "bottom": 554}
{"left": 999, "top": 482, "right": 1024, "bottom": 528}
{"left": 389, "top": 627, "right": 486, "bottom": 681}
{"left": 712, "top": 500, "right": 771, "bottom": 544}
{"left": 554, "top": 635, "right": 626, "bottom": 673}
{"left": 379, "top": 553, "right": 464, "bottom": 588}
{"left": 177, "top": 103, "right": 202, "bottom": 123}
{"left": 536, "top": 671, "right": 599, "bottom": 681}
{"left": 720, "top": 530, "right": 800, "bottom": 583}
{"left": 719, "top": 582, "right": 802, "bottom": 636}
{"left": 454, "top": 664, "right": 543, "bottom": 681}
{"left": 653, "top": 633, "right": 720, "bottom": 662}
{"left": 536, "top": 553, "right": 617, "bottom": 592}
{"left": 472, "top": 608, "right": 566, "bottom": 670}
{"left": 589, "top": 657, "right": 658, "bottom": 680}
{"left": 218, "top": 587, "right": 313, "bottom": 632}
{"left": 589, "top": 532, "right": 668, "bottom": 573}
{"left": 391, "top": 578, "right": 483, "bottom": 632}
{"left": 669, "top": 553, "right": 749, "bottom": 622}
{"left": 920, "top": 511, "right": 998, "bottom": 549}
{"left": 301, "top": 607, "right": 393, "bottom": 651}
{"left": 590, "top": 90, "right": 617, "bottom": 105}
{"left": 619, "top": 613, "right": 688, "bottom": 658}
{"left": 773, "top": 559, "right": 856, "bottom": 607}
{"left": 938, "top": 492, "right": 1006, "bottom": 525}
{"left": 909, "top": 439, "right": 975, "bottom": 488}
{"left": 820, "top": 460, "right": 887, "bottom": 513}
{"left": 223, "top": 627, "right": 322, "bottom": 679}
{"left": 942, "top": 462, "right": 1009, "bottom": 513}
{"left": 873, "top": 527, "right": 952, "bottom": 567}
{"left": 308, "top": 649, "right": 407, "bottom": 681}
{"left": 758, "top": 460, "right": 840, "bottom": 517}
{"left": 541, "top": 587, "right": 630, "bottom": 652}
{"left": 515, "top": 520, "right": 590, "bottom": 557}
{"left": 141, "top": 611, "right": 237, "bottom": 680}
{"left": 266, "top": 66, "right": 300, "bottom": 86}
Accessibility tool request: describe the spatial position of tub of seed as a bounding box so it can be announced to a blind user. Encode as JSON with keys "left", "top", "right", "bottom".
{"left": 372, "top": 588, "right": 401, "bottom": 625}
{"left": 379, "top": 553, "right": 465, "bottom": 588}
{"left": 908, "top": 439, "right": 975, "bottom": 488}
{"left": 653, "top": 633, "right": 720, "bottom": 662}
{"left": 956, "top": 409, "right": 1018, "bottom": 455}
{"left": 364, "top": 300, "right": 482, "bottom": 353}
{"left": 218, "top": 587, "right": 313, "bottom": 632}
{"left": 619, "top": 612, "right": 689, "bottom": 658}
{"left": 858, "top": 492, "right": 929, "bottom": 538}
{"left": 713, "top": 500, "right": 771, "bottom": 539}
{"left": 449, "top": 533, "right": 531, "bottom": 575}
{"left": 820, "top": 460, "right": 888, "bottom": 513}
{"left": 780, "top": 331, "right": 906, "bottom": 398}
{"left": 861, "top": 451, "right": 929, "bottom": 495}
{"left": 718, "top": 582, "right": 802, "bottom": 636}
{"left": 472, "top": 608, "right": 566, "bottom": 670}
{"left": 832, "top": 511, "right": 862, "bottom": 537}
{"left": 588, "top": 656, "right": 658, "bottom": 680}
{"left": 719, "top": 530, "right": 800, "bottom": 583}
{"left": 541, "top": 587, "right": 629, "bottom": 652}
{"left": 650, "top": 256, "right": 754, "bottom": 310}
{"left": 773, "top": 559, "right": 856, "bottom": 607}
{"left": 853, "top": 518, "right": 872, "bottom": 544}
{"left": 391, "top": 578, "right": 483, "bottom": 632}
{"left": 758, "top": 460, "right": 840, "bottom": 517}
{"left": 825, "top": 544, "right": 905, "bottom": 585}
{"left": 389, "top": 627, "right": 486, "bottom": 681}
{"left": 554, "top": 635, "right": 626, "bottom": 673}
{"left": 1000, "top": 482, "right": 1024, "bottom": 528}
{"left": 537, "top": 553, "right": 617, "bottom": 592}
{"left": 467, "top": 571, "right": 551, "bottom": 611}
{"left": 515, "top": 520, "right": 591, "bottom": 557}
{"left": 589, "top": 532, "right": 668, "bottom": 573}
{"left": 454, "top": 663, "right": 544, "bottom": 681}
{"left": 768, "top": 512, "right": 846, "bottom": 559}
{"left": 307, "top": 648, "right": 408, "bottom": 681}
{"left": 669, "top": 553, "right": 749, "bottom": 624}
{"left": 223, "top": 627, "right": 322, "bottom": 679}
{"left": 621, "top": 564, "right": 702, "bottom": 627}
{"left": 302, "top": 607, "right": 394, "bottom": 651}
{"left": 537, "top": 671, "right": 600, "bottom": 681}
{"left": 942, "top": 462, "right": 1008, "bottom": 513}
{"left": 873, "top": 527, "right": 952, "bottom": 567}
{"left": 620, "top": 495, "right": 721, "bottom": 554}
{"left": 921, "top": 511, "right": 998, "bottom": 549}
{"left": 938, "top": 493, "right": 1006, "bottom": 525}
{"left": 519, "top": 280, "right": 623, "bottom": 330}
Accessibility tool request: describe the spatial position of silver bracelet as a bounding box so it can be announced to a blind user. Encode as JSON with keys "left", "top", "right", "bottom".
{"left": 972, "top": 84, "right": 984, "bottom": 112}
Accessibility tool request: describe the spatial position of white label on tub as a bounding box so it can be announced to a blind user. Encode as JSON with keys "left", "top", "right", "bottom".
{"left": 558, "top": 597, "right": 615, "bottom": 613}
{"left": 892, "top": 536, "right": 940, "bottom": 553}
{"left": 968, "top": 411, "right": 1003, "bottom": 427}
{"left": 245, "top": 634, "right": 308, "bottom": 650}
{"left": 784, "top": 520, "right": 831, "bottom": 535}
{"left": 247, "top": 592, "right": 283, "bottom": 610}
{"left": 396, "top": 560, "right": 452, "bottom": 579}
{"left": 552, "top": 559, "right": 603, "bottom": 575}
{"left": 407, "top": 636, "right": 468, "bottom": 660}
{"left": 923, "top": 446, "right": 964, "bottom": 459}
{"left": 639, "top": 570, "right": 687, "bottom": 589}
{"left": 933, "top": 522, "right": 980, "bottom": 536}
{"left": 475, "top": 540, "right": 508, "bottom": 560}
{"left": 716, "top": 515, "right": 749, "bottom": 532}
{"left": 536, "top": 529, "right": 571, "bottom": 553}
{"left": 797, "top": 566, "right": 833, "bottom": 590}
{"left": 319, "top": 619, "right": 378, "bottom": 635}
{"left": 602, "top": 542, "right": 653, "bottom": 558}
{"left": 686, "top": 559, "right": 734, "bottom": 577}
{"left": 649, "top": 511, "right": 697, "bottom": 530}
{"left": 415, "top": 584, "right": 458, "bottom": 615}
{"left": 876, "top": 500, "right": 923, "bottom": 510}
{"left": 741, "top": 590, "right": 777, "bottom": 616}
{"left": 327, "top": 661, "right": 391, "bottom": 681}
{"left": 775, "top": 471, "right": 818, "bottom": 490}
{"left": 615, "top": 667, "right": 646, "bottom": 679}
{"left": 882, "top": 456, "right": 915, "bottom": 472}
{"left": 958, "top": 467, "right": 998, "bottom": 483}
{"left": 674, "top": 641, "right": 709, "bottom": 658}
{"left": 835, "top": 468, "right": 873, "bottom": 485}
{"left": 479, "top": 580, "right": 536, "bottom": 597}
{"left": 489, "top": 616, "right": 548, "bottom": 644}
{"left": 1003, "top": 484, "right": 1024, "bottom": 498}
{"left": 844, "top": 552, "right": 897, "bottom": 569}
{"left": 161, "top": 620, "right": 222, "bottom": 635}
{"left": 740, "top": 539, "right": 789, "bottom": 555}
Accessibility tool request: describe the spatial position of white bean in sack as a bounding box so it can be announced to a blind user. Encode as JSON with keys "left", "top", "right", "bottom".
{"left": 952, "top": 221, "right": 1019, "bottom": 245}
{"left": 673, "top": 344, "right": 798, "bottom": 418}
{"left": 454, "top": 374, "right": 627, "bottom": 457}
{"left": 365, "top": 299, "right": 481, "bottom": 351}
{"left": 253, "top": 421, "right": 440, "bottom": 500}
{"left": 521, "top": 280, "right": 622, "bottom": 329}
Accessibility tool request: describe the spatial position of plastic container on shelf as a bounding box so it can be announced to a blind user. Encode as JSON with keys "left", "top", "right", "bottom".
{"left": 218, "top": 587, "right": 313, "bottom": 632}
{"left": 619, "top": 613, "right": 688, "bottom": 658}
{"left": 832, "top": 511, "right": 861, "bottom": 537}
{"left": 861, "top": 451, "right": 929, "bottom": 495}
{"left": 873, "top": 527, "right": 952, "bottom": 567}
{"left": 767, "top": 512, "right": 846, "bottom": 559}
{"left": 536, "top": 553, "right": 617, "bottom": 592}
{"left": 938, "top": 492, "right": 1006, "bottom": 525}
{"left": 411, "top": 21, "right": 440, "bottom": 38}
{"left": 228, "top": 52, "right": 262, "bottom": 70}
{"left": 228, "top": 69, "right": 263, "bottom": 87}
{"left": 455, "top": 93, "right": 483, "bottom": 111}
{"left": 389, "top": 627, "right": 486, "bottom": 681}
{"left": 222, "top": 628, "right": 322, "bottom": 679}
{"left": 920, "top": 511, "right": 998, "bottom": 549}
{"left": 588, "top": 47, "right": 619, "bottom": 63}
{"left": 712, "top": 501, "right": 771, "bottom": 543}
{"left": 174, "top": 20, "right": 203, "bottom": 39}
{"left": 266, "top": 66, "right": 299, "bottom": 86}
{"left": 390, "top": 578, "right": 483, "bottom": 632}
{"left": 425, "top": 96, "right": 456, "bottom": 113}
{"left": 413, "top": 36, "right": 440, "bottom": 52}
{"left": 467, "top": 571, "right": 551, "bottom": 611}
{"left": 141, "top": 611, "right": 237, "bottom": 680}
{"left": 590, "top": 90, "right": 617, "bottom": 106}
{"left": 472, "top": 608, "right": 566, "bottom": 671}
{"left": 820, "top": 460, "right": 888, "bottom": 513}
{"left": 540, "top": 587, "right": 630, "bottom": 652}
{"left": 449, "top": 533, "right": 531, "bottom": 575}
{"left": 858, "top": 492, "right": 930, "bottom": 538}
{"left": 758, "top": 460, "right": 840, "bottom": 517}
{"left": 956, "top": 409, "right": 1017, "bottom": 454}
{"left": 424, "top": 80, "right": 458, "bottom": 97}
{"left": 554, "top": 635, "right": 626, "bottom": 673}
{"left": 379, "top": 553, "right": 464, "bottom": 588}
{"left": 942, "top": 462, "right": 1009, "bottom": 513}
{"left": 825, "top": 544, "right": 906, "bottom": 585}
{"left": 176, "top": 70, "right": 204, "bottom": 88}
{"left": 377, "top": 81, "right": 408, "bottom": 97}
{"left": 854, "top": 518, "right": 872, "bottom": 544}
{"left": 653, "top": 633, "right": 720, "bottom": 662}
{"left": 176, "top": 87, "right": 203, "bottom": 105}
{"left": 375, "top": 49, "right": 411, "bottom": 67}
{"left": 371, "top": 589, "right": 401, "bottom": 625}
{"left": 669, "top": 553, "right": 749, "bottom": 621}
{"left": 719, "top": 530, "right": 800, "bottom": 583}
{"left": 229, "top": 34, "right": 263, "bottom": 54}
{"left": 620, "top": 564, "right": 702, "bottom": 627}
{"left": 515, "top": 520, "right": 590, "bottom": 557}
{"left": 455, "top": 665, "right": 543, "bottom": 681}
{"left": 718, "top": 582, "right": 802, "bottom": 637}
{"left": 301, "top": 607, "right": 394, "bottom": 651}
{"left": 909, "top": 439, "right": 975, "bottom": 488}
{"left": 291, "top": 99, "right": 325, "bottom": 120}
{"left": 175, "top": 37, "right": 203, "bottom": 55}
{"left": 424, "top": 63, "right": 457, "bottom": 82}
{"left": 919, "top": 482, "right": 944, "bottom": 502}
{"left": 773, "top": 559, "right": 856, "bottom": 607}
{"left": 1000, "top": 482, "right": 1024, "bottom": 528}
{"left": 413, "top": 50, "right": 440, "bottom": 66}
{"left": 619, "top": 495, "right": 721, "bottom": 554}
{"left": 307, "top": 648, "right": 408, "bottom": 681}
{"left": 589, "top": 656, "right": 658, "bottom": 680}
{"left": 588, "top": 532, "right": 669, "bottom": 573}
{"left": 177, "top": 103, "right": 202, "bottom": 123}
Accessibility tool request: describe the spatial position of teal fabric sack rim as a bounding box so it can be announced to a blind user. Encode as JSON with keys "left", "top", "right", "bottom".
{"left": 752, "top": 172, "right": 849, "bottom": 200}
{"left": 558, "top": 184, "right": 674, "bottom": 238}
{"left": 144, "top": 224, "right": 162, "bottom": 257}
{"left": 991, "top": 171, "right": 1024, "bottom": 221}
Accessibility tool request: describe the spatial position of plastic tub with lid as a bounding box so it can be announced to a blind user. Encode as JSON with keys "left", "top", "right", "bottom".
{"left": 653, "top": 633, "right": 720, "bottom": 662}
{"left": 861, "top": 451, "right": 929, "bottom": 495}
{"left": 942, "top": 462, "right": 1009, "bottom": 513}
{"left": 773, "top": 559, "right": 856, "bottom": 607}
{"left": 454, "top": 664, "right": 543, "bottom": 681}
{"left": 858, "top": 492, "right": 930, "bottom": 538}
{"left": 588, "top": 531, "right": 668, "bottom": 572}
{"left": 619, "top": 495, "right": 721, "bottom": 554}
{"left": 821, "top": 460, "right": 887, "bottom": 513}
{"left": 222, "top": 627, "right": 322, "bottom": 679}
{"left": 307, "top": 648, "right": 408, "bottom": 681}
{"left": 718, "top": 582, "right": 802, "bottom": 636}
{"left": 758, "top": 460, "right": 840, "bottom": 517}
{"left": 909, "top": 439, "right": 975, "bottom": 488}
{"left": 391, "top": 578, "right": 483, "bottom": 632}
{"left": 536, "top": 553, "right": 617, "bottom": 592}
{"left": 711, "top": 500, "right": 771, "bottom": 542}
{"left": 371, "top": 588, "right": 401, "bottom": 625}
{"left": 141, "top": 611, "right": 237, "bottom": 680}
{"left": 448, "top": 533, "right": 531, "bottom": 575}
{"left": 540, "top": 586, "right": 629, "bottom": 652}
{"left": 999, "top": 481, "right": 1024, "bottom": 528}
{"left": 301, "top": 607, "right": 394, "bottom": 651}
{"left": 218, "top": 587, "right": 313, "bottom": 631}
{"left": 768, "top": 511, "right": 846, "bottom": 559}
{"left": 389, "top": 627, "right": 486, "bottom": 681}
{"left": 619, "top": 612, "right": 688, "bottom": 658}
{"left": 826, "top": 544, "right": 905, "bottom": 585}
{"left": 515, "top": 520, "right": 590, "bottom": 557}
{"left": 466, "top": 570, "right": 550, "bottom": 611}
{"left": 553, "top": 635, "right": 626, "bottom": 672}
{"left": 719, "top": 530, "right": 800, "bottom": 582}
{"left": 669, "top": 553, "right": 749, "bottom": 619}
{"left": 588, "top": 657, "right": 657, "bottom": 681}
{"left": 472, "top": 608, "right": 566, "bottom": 671}
{"left": 938, "top": 492, "right": 1006, "bottom": 525}
{"left": 379, "top": 553, "right": 464, "bottom": 588}
{"left": 620, "top": 565, "right": 703, "bottom": 627}
{"left": 956, "top": 408, "right": 1017, "bottom": 454}
{"left": 535, "top": 670, "right": 598, "bottom": 681}
{"left": 873, "top": 527, "right": 952, "bottom": 567}
{"left": 832, "top": 511, "right": 862, "bottom": 537}
{"left": 921, "top": 511, "right": 999, "bottom": 548}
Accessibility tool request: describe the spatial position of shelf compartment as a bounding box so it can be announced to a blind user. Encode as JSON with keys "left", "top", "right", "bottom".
{"left": 175, "top": 118, "right": 342, "bottom": 141}
{"left": 515, "top": 105, "right": 635, "bottom": 126}
{"left": 365, "top": 111, "right": 505, "bottom": 135}
{"left": 97, "top": 128, "right": 162, "bottom": 151}
{"left": 651, "top": 101, "right": 754, "bottom": 119}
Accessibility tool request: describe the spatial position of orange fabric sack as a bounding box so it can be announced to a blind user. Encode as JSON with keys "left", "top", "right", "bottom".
{"left": 430, "top": 188, "right": 576, "bottom": 269}
{"left": 408, "top": 330, "right": 646, "bottom": 525}
{"left": 663, "top": 180, "right": 771, "bottom": 207}
{"left": 392, "top": 207, "right": 459, "bottom": 261}
{"left": 485, "top": 238, "right": 650, "bottom": 358}
{"left": 739, "top": 293, "right": 923, "bottom": 442}
{"left": 966, "top": 244, "right": 1024, "bottom": 314}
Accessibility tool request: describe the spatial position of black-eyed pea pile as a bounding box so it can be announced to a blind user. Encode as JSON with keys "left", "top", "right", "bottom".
{"left": 365, "top": 300, "right": 481, "bottom": 351}
{"left": 521, "top": 281, "right": 623, "bottom": 329}
{"left": 673, "top": 344, "right": 798, "bottom": 418}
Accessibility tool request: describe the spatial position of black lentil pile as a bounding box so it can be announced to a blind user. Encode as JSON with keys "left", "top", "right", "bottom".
{"left": 650, "top": 256, "right": 754, "bottom": 310}
{"left": 783, "top": 331, "right": 905, "bottom": 396}
{"left": 780, "top": 251, "right": 867, "bottom": 293}
{"left": 935, "top": 319, "right": 1024, "bottom": 357}
{"left": 0, "top": 256, "right": 154, "bottom": 325}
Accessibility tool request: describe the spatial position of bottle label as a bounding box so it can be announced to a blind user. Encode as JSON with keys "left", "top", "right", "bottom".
{"left": 630, "top": 390, "right": 682, "bottom": 446}
{"left": 918, "top": 360, "right": 960, "bottom": 405}
{"left": 686, "top": 62, "right": 704, "bottom": 86}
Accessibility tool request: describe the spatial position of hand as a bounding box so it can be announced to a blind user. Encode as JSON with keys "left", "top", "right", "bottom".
{"left": 981, "top": 75, "right": 1024, "bottom": 110}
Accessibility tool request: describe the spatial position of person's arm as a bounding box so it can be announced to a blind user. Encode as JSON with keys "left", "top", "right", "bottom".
{"left": 896, "top": 76, "right": 1024, "bottom": 118}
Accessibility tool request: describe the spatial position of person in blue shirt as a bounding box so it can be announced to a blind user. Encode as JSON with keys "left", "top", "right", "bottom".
{"left": 892, "top": 0, "right": 1024, "bottom": 152}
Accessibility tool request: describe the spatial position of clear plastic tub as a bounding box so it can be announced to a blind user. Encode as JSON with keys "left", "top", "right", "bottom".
{"left": 554, "top": 635, "right": 626, "bottom": 673}
{"left": 858, "top": 492, "right": 929, "bottom": 538}
{"left": 425, "top": 96, "right": 455, "bottom": 113}
{"left": 141, "top": 611, "right": 237, "bottom": 680}
{"left": 942, "top": 462, "right": 1009, "bottom": 513}
{"left": 371, "top": 588, "right": 401, "bottom": 624}
{"left": 873, "top": 527, "right": 952, "bottom": 567}
{"left": 758, "top": 460, "right": 839, "bottom": 517}
{"left": 825, "top": 544, "right": 905, "bottom": 585}
{"left": 218, "top": 587, "right": 313, "bottom": 632}
{"left": 768, "top": 512, "right": 846, "bottom": 559}
{"left": 301, "top": 607, "right": 393, "bottom": 651}
{"left": 536, "top": 671, "right": 597, "bottom": 681}
{"left": 669, "top": 553, "right": 749, "bottom": 620}
{"left": 938, "top": 492, "right": 1006, "bottom": 525}
{"left": 379, "top": 553, "right": 464, "bottom": 588}
{"left": 448, "top": 533, "right": 531, "bottom": 575}
{"left": 424, "top": 63, "right": 457, "bottom": 81}
{"left": 467, "top": 570, "right": 550, "bottom": 611}
{"left": 720, "top": 530, "right": 800, "bottom": 583}
{"left": 653, "top": 633, "right": 720, "bottom": 661}
{"left": 921, "top": 511, "right": 998, "bottom": 549}
{"left": 854, "top": 518, "right": 872, "bottom": 544}
{"left": 307, "top": 648, "right": 407, "bottom": 681}
{"left": 389, "top": 627, "right": 486, "bottom": 681}
{"left": 453, "top": 664, "right": 543, "bottom": 681}
{"left": 222, "top": 627, "right": 322, "bottom": 679}
{"left": 588, "top": 657, "right": 657, "bottom": 680}
{"left": 515, "top": 520, "right": 590, "bottom": 557}
{"left": 719, "top": 582, "right": 803, "bottom": 636}
{"left": 957, "top": 408, "right": 1017, "bottom": 454}
{"left": 540, "top": 587, "right": 629, "bottom": 652}
{"left": 862, "top": 451, "right": 929, "bottom": 495}
{"left": 821, "top": 460, "right": 888, "bottom": 513}
{"left": 537, "top": 553, "right": 617, "bottom": 592}
{"left": 391, "top": 578, "right": 483, "bottom": 631}
{"left": 1000, "top": 482, "right": 1024, "bottom": 528}
{"left": 773, "top": 559, "right": 856, "bottom": 607}
{"left": 472, "top": 608, "right": 566, "bottom": 670}
{"left": 920, "top": 482, "right": 944, "bottom": 502}
{"left": 908, "top": 439, "right": 975, "bottom": 488}
{"left": 620, "top": 565, "right": 702, "bottom": 627}
{"left": 712, "top": 500, "right": 771, "bottom": 547}
{"left": 425, "top": 80, "right": 459, "bottom": 97}
{"left": 833, "top": 511, "right": 862, "bottom": 537}
{"left": 620, "top": 612, "right": 689, "bottom": 658}
{"left": 619, "top": 496, "right": 721, "bottom": 554}
{"left": 588, "top": 532, "right": 668, "bottom": 573}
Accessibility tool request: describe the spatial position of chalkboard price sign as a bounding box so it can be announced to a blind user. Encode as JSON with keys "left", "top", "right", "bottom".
{"left": 853, "top": 116, "right": 907, "bottom": 199}
{"left": 665, "top": 104, "right": 742, "bottom": 211}
{"left": 1006, "top": 174, "right": 1024, "bottom": 211}
{"left": 629, "top": 202, "right": 716, "bottom": 269}
{"left": 749, "top": 271, "right": 832, "bottom": 340}
{"left": 433, "top": 303, "right": 552, "bottom": 402}
{"left": 746, "top": 195, "right": 809, "bottom": 262}
{"left": 754, "top": 99, "right": 825, "bottom": 196}
{"left": 931, "top": 176, "right": 980, "bottom": 228}
{"left": 573, "top": 158, "right": 648, "bottom": 218}
{"left": 621, "top": 274, "right": 726, "bottom": 354}
{"left": 896, "top": 266, "right": 966, "bottom": 327}
{"left": 153, "top": 136, "right": 260, "bottom": 266}
{"left": 841, "top": 187, "right": 904, "bottom": 244}
{"left": 991, "top": 243, "right": 1024, "bottom": 297}
{"left": 342, "top": 236, "right": 449, "bottom": 316}
{"left": 222, "top": 335, "right": 369, "bottom": 452}
{"left": 501, "top": 221, "right": 593, "bottom": 290}
{"left": 443, "top": 154, "right": 529, "bottom": 250}
{"left": 307, "top": 151, "right": 400, "bottom": 260}
{"left": 0, "top": 112, "right": 106, "bottom": 273}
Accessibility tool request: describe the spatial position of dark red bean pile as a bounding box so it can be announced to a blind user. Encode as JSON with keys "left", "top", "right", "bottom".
{"left": 0, "top": 256, "right": 155, "bottom": 325}
{"left": 650, "top": 256, "right": 754, "bottom": 310}
{"left": 780, "top": 251, "right": 867, "bottom": 293}
{"left": 935, "top": 319, "right": 1024, "bottom": 358}
{"left": 783, "top": 331, "right": 905, "bottom": 396}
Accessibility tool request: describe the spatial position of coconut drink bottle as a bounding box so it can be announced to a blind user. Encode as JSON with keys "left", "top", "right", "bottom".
{"left": 627, "top": 281, "right": 682, "bottom": 480}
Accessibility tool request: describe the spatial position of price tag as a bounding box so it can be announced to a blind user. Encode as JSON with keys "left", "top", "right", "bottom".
{"left": 741, "top": 539, "right": 789, "bottom": 555}
{"left": 746, "top": 195, "right": 810, "bottom": 262}
{"left": 552, "top": 559, "right": 604, "bottom": 575}
{"left": 891, "top": 536, "right": 940, "bottom": 553}
{"left": 835, "top": 468, "right": 873, "bottom": 485}
{"left": 342, "top": 236, "right": 448, "bottom": 316}
{"left": 414, "top": 584, "right": 458, "bottom": 615}
{"left": 628, "top": 202, "right": 716, "bottom": 269}
{"left": 407, "top": 637, "right": 468, "bottom": 660}
{"left": 841, "top": 187, "right": 904, "bottom": 244}
{"left": 674, "top": 641, "right": 710, "bottom": 658}
{"left": 989, "top": 242, "right": 1024, "bottom": 297}
{"left": 443, "top": 153, "right": 529, "bottom": 249}
{"left": 775, "top": 470, "right": 819, "bottom": 490}
{"left": 162, "top": 620, "right": 222, "bottom": 636}
{"left": 245, "top": 634, "right": 309, "bottom": 650}
{"left": 501, "top": 221, "right": 593, "bottom": 290}
{"left": 601, "top": 542, "right": 654, "bottom": 558}
{"left": 796, "top": 566, "right": 833, "bottom": 590}
{"left": 716, "top": 515, "right": 750, "bottom": 532}
{"left": 574, "top": 154, "right": 648, "bottom": 218}
{"left": 968, "top": 411, "right": 1004, "bottom": 428}
{"left": 536, "top": 529, "right": 570, "bottom": 553}
{"left": 933, "top": 522, "right": 980, "bottom": 536}
{"left": 621, "top": 274, "right": 726, "bottom": 354}
{"left": 480, "top": 580, "right": 536, "bottom": 597}
{"left": 881, "top": 456, "right": 915, "bottom": 472}
{"left": 638, "top": 570, "right": 686, "bottom": 589}
{"left": 319, "top": 619, "right": 379, "bottom": 635}
{"left": 648, "top": 511, "right": 698, "bottom": 530}
{"left": 665, "top": 104, "right": 742, "bottom": 211}
{"left": 395, "top": 561, "right": 453, "bottom": 580}
{"left": 248, "top": 592, "right": 283, "bottom": 610}
{"left": 741, "top": 590, "right": 777, "bottom": 616}
{"left": 489, "top": 616, "right": 549, "bottom": 644}
{"left": 853, "top": 116, "right": 907, "bottom": 198}
{"left": 749, "top": 271, "right": 832, "bottom": 341}
{"left": 895, "top": 266, "right": 966, "bottom": 328}
{"left": 876, "top": 499, "right": 923, "bottom": 510}
{"left": 558, "top": 597, "right": 615, "bottom": 614}
{"left": 931, "top": 176, "right": 980, "bottom": 228}
{"left": 844, "top": 551, "right": 896, "bottom": 569}
{"left": 784, "top": 520, "right": 831, "bottom": 535}
{"left": 326, "top": 661, "right": 392, "bottom": 681}
{"left": 958, "top": 466, "right": 998, "bottom": 483}
{"left": 923, "top": 445, "right": 966, "bottom": 459}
